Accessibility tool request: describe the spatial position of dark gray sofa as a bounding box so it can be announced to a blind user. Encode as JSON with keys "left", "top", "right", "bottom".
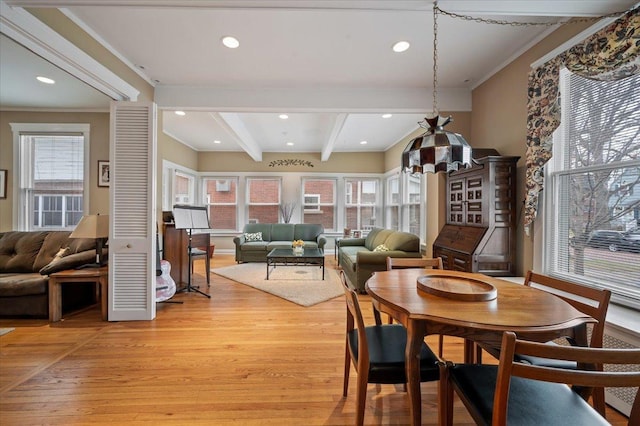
{"left": 338, "top": 227, "right": 422, "bottom": 292}
{"left": 0, "top": 231, "right": 101, "bottom": 317}
{"left": 233, "top": 223, "right": 327, "bottom": 262}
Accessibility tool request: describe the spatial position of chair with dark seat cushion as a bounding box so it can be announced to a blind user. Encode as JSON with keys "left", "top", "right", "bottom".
{"left": 476, "top": 270, "right": 611, "bottom": 415}
{"left": 439, "top": 331, "right": 640, "bottom": 426}
{"left": 373, "top": 257, "right": 445, "bottom": 356}
{"left": 340, "top": 271, "right": 440, "bottom": 426}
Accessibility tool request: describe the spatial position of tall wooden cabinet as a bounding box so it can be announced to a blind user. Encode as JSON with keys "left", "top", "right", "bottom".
{"left": 433, "top": 154, "right": 519, "bottom": 275}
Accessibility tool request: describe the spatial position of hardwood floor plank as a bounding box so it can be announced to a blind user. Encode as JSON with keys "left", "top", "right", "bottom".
{"left": 0, "top": 255, "right": 629, "bottom": 425}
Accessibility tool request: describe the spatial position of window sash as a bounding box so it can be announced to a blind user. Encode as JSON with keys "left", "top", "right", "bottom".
{"left": 544, "top": 69, "right": 640, "bottom": 308}
{"left": 15, "top": 128, "right": 88, "bottom": 231}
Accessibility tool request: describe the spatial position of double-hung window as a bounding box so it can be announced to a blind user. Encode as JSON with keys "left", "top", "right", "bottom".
{"left": 302, "top": 178, "right": 336, "bottom": 231}
{"left": 203, "top": 177, "right": 238, "bottom": 231}
{"left": 386, "top": 175, "right": 400, "bottom": 230}
{"left": 11, "top": 123, "right": 89, "bottom": 231}
{"left": 247, "top": 178, "right": 281, "bottom": 224}
{"left": 545, "top": 69, "right": 640, "bottom": 308}
{"left": 345, "top": 178, "right": 379, "bottom": 233}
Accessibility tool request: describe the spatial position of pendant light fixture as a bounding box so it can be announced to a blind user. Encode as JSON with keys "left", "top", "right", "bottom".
{"left": 402, "top": 1, "right": 472, "bottom": 174}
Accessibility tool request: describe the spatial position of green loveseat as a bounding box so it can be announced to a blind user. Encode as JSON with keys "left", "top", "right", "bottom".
{"left": 233, "top": 223, "right": 327, "bottom": 263}
{"left": 338, "top": 227, "right": 421, "bottom": 292}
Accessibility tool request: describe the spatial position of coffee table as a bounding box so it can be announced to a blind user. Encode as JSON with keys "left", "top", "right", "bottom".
{"left": 266, "top": 248, "right": 325, "bottom": 280}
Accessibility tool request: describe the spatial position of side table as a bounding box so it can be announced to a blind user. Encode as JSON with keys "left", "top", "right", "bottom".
{"left": 49, "top": 266, "right": 108, "bottom": 322}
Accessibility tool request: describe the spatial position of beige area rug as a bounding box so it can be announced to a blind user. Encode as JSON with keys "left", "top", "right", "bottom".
{"left": 212, "top": 262, "right": 343, "bottom": 307}
{"left": 0, "top": 328, "right": 15, "bottom": 336}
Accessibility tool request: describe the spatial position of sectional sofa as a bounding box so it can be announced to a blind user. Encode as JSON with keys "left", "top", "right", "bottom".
{"left": 233, "top": 223, "right": 326, "bottom": 262}
{"left": 0, "top": 231, "right": 101, "bottom": 317}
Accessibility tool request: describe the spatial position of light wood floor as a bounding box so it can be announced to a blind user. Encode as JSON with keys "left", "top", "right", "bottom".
{"left": 0, "top": 255, "right": 629, "bottom": 425}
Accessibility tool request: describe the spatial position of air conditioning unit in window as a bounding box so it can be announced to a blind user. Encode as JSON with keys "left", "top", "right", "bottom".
{"left": 216, "top": 180, "right": 230, "bottom": 192}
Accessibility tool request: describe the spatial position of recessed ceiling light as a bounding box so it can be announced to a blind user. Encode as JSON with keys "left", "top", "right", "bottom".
{"left": 382, "top": 114, "right": 392, "bottom": 118}
{"left": 36, "top": 76, "right": 55, "bottom": 84}
{"left": 175, "top": 111, "right": 186, "bottom": 116}
{"left": 213, "top": 140, "right": 221, "bottom": 144}
{"left": 360, "top": 140, "right": 368, "bottom": 145}
{"left": 286, "top": 142, "right": 294, "bottom": 146}
{"left": 222, "top": 36, "right": 240, "bottom": 49}
{"left": 279, "top": 114, "right": 289, "bottom": 119}
{"left": 392, "top": 41, "right": 410, "bottom": 53}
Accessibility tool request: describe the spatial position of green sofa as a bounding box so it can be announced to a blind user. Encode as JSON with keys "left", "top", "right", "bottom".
{"left": 233, "top": 223, "right": 327, "bottom": 263}
{"left": 338, "top": 227, "right": 421, "bottom": 292}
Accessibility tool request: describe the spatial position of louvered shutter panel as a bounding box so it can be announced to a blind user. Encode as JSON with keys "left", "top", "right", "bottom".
{"left": 109, "top": 101, "right": 157, "bottom": 321}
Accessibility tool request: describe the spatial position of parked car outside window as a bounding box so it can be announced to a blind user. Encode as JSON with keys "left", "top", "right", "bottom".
{"left": 586, "top": 230, "right": 640, "bottom": 253}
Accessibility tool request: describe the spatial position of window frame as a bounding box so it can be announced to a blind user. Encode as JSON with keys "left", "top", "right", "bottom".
{"left": 202, "top": 176, "right": 238, "bottom": 232}
{"left": 10, "top": 123, "right": 90, "bottom": 231}
{"left": 246, "top": 177, "right": 282, "bottom": 224}
{"left": 542, "top": 68, "right": 640, "bottom": 309}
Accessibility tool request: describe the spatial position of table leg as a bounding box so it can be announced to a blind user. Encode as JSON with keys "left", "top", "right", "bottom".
{"left": 48, "top": 278, "right": 62, "bottom": 322}
{"left": 98, "top": 275, "right": 108, "bottom": 321}
{"left": 464, "top": 339, "right": 476, "bottom": 363}
{"left": 405, "top": 320, "right": 426, "bottom": 426}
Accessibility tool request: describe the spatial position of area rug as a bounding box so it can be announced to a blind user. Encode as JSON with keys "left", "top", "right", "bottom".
{"left": 212, "top": 263, "right": 343, "bottom": 307}
{"left": 0, "top": 328, "right": 15, "bottom": 336}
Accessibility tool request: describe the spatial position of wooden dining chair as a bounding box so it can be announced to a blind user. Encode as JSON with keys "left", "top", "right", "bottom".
{"left": 476, "top": 270, "right": 611, "bottom": 416}
{"left": 440, "top": 331, "right": 640, "bottom": 426}
{"left": 340, "top": 271, "right": 440, "bottom": 426}
{"left": 374, "top": 257, "right": 445, "bottom": 356}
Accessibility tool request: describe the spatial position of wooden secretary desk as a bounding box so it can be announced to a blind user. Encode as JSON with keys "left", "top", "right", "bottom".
{"left": 433, "top": 152, "right": 520, "bottom": 276}
{"left": 162, "top": 223, "right": 211, "bottom": 288}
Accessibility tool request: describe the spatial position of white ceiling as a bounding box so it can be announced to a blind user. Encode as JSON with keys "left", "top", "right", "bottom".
{"left": 1, "top": 0, "right": 637, "bottom": 160}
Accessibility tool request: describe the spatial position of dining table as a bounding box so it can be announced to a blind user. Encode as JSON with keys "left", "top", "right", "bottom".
{"left": 365, "top": 268, "right": 596, "bottom": 426}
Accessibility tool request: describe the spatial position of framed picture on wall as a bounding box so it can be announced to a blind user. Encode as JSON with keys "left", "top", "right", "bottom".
{"left": 98, "top": 161, "right": 110, "bottom": 187}
{"left": 0, "top": 169, "right": 6, "bottom": 199}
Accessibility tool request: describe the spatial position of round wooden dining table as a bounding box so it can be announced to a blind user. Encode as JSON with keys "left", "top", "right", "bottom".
{"left": 365, "top": 269, "right": 596, "bottom": 426}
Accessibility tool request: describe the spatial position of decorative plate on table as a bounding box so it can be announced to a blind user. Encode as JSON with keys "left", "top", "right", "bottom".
{"left": 417, "top": 274, "right": 497, "bottom": 301}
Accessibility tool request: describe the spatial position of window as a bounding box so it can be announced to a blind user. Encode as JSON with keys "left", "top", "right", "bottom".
{"left": 386, "top": 176, "right": 400, "bottom": 230}
{"left": 11, "top": 123, "right": 89, "bottom": 231}
{"left": 345, "top": 178, "right": 378, "bottom": 233}
{"left": 545, "top": 69, "right": 640, "bottom": 308}
{"left": 404, "top": 174, "right": 422, "bottom": 236}
{"left": 174, "top": 171, "right": 195, "bottom": 205}
{"left": 302, "top": 178, "right": 336, "bottom": 231}
{"left": 247, "top": 178, "right": 281, "bottom": 224}
{"left": 203, "top": 177, "right": 238, "bottom": 230}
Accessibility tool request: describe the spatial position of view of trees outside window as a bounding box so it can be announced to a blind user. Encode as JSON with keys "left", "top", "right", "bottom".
{"left": 302, "top": 179, "right": 336, "bottom": 231}
{"left": 22, "top": 134, "right": 84, "bottom": 230}
{"left": 345, "top": 178, "right": 378, "bottom": 233}
{"left": 204, "top": 178, "right": 237, "bottom": 230}
{"left": 247, "top": 178, "right": 281, "bottom": 224}
{"left": 386, "top": 176, "right": 399, "bottom": 230}
{"left": 549, "top": 69, "right": 639, "bottom": 304}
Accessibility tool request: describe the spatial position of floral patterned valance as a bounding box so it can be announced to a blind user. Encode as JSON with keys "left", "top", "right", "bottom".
{"left": 524, "top": 7, "right": 639, "bottom": 234}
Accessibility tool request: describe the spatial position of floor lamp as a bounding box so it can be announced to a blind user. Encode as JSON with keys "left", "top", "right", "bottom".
{"left": 172, "top": 205, "right": 211, "bottom": 299}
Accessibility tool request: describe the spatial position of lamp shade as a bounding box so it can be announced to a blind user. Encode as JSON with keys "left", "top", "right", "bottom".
{"left": 70, "top": 214, "right": 109, "bottom": 239}
{"left": 402, "top": 115, "right": 472, "bottom": 174}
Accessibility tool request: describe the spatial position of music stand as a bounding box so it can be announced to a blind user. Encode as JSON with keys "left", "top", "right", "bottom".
{"left": 173, "top": 205, "right": 211, "bottom": 298}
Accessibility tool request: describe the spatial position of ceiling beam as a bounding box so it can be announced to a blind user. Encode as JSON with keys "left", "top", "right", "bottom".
{"left": 210, "top": 112, "right": 262, "bottom": 162}
{"left": 321, "top": 113, "right": 347, "bottom": 162}
{"left": 0, "top": 1, "right": 139, "bottom": 101}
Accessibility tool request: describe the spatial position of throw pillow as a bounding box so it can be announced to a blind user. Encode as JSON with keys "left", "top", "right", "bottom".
{"left": 244, "top": 232, "right": 263, "bottom": 242}
{"left": 373, "top": 244, "right": 390, "bottom": 252}
{"left": 54, "top": 247, "right": 71, "bottom": 260}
